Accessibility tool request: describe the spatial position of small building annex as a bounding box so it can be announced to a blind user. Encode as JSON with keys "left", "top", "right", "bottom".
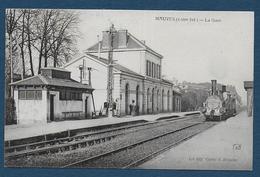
{"left": 10, "top": 67, "right": 93, "bottom": 125}
{"left": 64, "top": 27, "right": 182, "bottom": 116}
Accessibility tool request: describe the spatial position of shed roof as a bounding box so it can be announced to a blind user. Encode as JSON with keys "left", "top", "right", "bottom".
{"left": 10, "top": 70, "right": 93, "bottom": 90}
{"left": 41, "top": 67, "right": 70, "bottom": 72}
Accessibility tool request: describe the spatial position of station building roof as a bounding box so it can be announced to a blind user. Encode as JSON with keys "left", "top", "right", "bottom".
{"left": 64, "top": 53, "right": 181, "bottom": 94}
{"left": 86, "top": 30, "right": 163, "bottom": 59}
{"left": 87, "top": 54, "right": 144, "bottom": 78}
{"left": 10, "top": 67, "right": 93, "bottom": 90}
{"left": 88, "top": 55, "right": 181, "bottom": 93}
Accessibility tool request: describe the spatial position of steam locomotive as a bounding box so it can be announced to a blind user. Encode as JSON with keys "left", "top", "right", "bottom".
{"left": 204, "top": 80, "right": 236, "bottom": 121}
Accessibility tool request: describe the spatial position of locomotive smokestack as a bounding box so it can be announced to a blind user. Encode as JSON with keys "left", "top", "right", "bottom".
{"left": 227, "top": 92, "right": 231, "bottom": 99}
{"left": 211, "top": 80, "right": 217, "bottom": 95}
{"left": 222, "top": 85, "right": 226, "bottom": 93}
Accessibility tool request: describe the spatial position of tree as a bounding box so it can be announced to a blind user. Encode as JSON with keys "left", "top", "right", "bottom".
{"left": 6, "top": 9, "right": 80, "bottom": 76}
{"left": 181, "top": 91, "right": 199, "bottom": 111}
{"left": 48, "top": 10, "right": 79, "bottom": 67}
{"left": 25, "top": 10, "right": 36, "bottom": 76}
{"left": 32, "top": 9, "right": 79, "bottom": 73}
{"left": 5, "top": 9, "right": 80, "bottom": 98}
{"left": 5, "top": 9, "right": 22, "bottom": 98}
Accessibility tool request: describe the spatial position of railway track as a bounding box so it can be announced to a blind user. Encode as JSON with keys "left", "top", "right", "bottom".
{"left": 5, "top": 114, "right": 202, "bottom": 160}
{"left": 62, "top": 121, "right": 217, "bottom": 168}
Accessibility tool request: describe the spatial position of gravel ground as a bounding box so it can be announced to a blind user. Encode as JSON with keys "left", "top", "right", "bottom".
{"left": 6, "top": 116, "right": 197, "bottom": 154}
{"left": 72, "top": 122, "right": 217, "bottom": 168}
{"left": 5, "top": 116, "right": 206, "bottom": 168}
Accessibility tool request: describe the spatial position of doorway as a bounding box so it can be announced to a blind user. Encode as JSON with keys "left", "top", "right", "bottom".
{"left": 125, "top": 83, "right": 129, "bottom": 115}
{"left": 147, "top": 88, "right": 150, "bottom": 113}
{"left": 172, "top": 91, "right": 176, "bottom": 112}
{"left": 152, "top": 88, "right": 154, "bottom": 113}
{"left": 136, "top": 85, "right": 139, "bottom": 115}
{"left": 85, "top": 97, "right": 88, "bottom": 118}
{"left": 50, "top": 94, "right": 55, "bottom": 121}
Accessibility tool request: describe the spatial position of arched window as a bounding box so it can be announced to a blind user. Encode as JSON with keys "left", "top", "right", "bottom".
{"left": 172, "top": 91, "right": 175, "bottom": 112}
{"left": 157, "top": 89, "right": 160, "bottom": 112}
{"left": 167, "top": 90, "right": 170, "bottom": 111}
{"left": 147, "top": 88, "right": 150, "bottom": 113}
{"left": 152, "top": 88, "right": 155, "bottom": 113}
{"left": 162, "top": 89, "right": 164, "bottom": 112}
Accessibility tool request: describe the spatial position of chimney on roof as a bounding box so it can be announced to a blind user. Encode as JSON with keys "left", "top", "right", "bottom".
{"left": 222, "top": 85, "right": 226, "bottom": 93}
{"left": 227, "top": 92, "right": 232, "bottom": 99}
{"left": 102, "top": 31, "right": 109, "bottom": 49}
{"left": 102, "top": 28, "right": 128, "bottom": 49}
{"left": 211, "top": 80, "right": 217, "bottom": 95}
{"left": 118, "top": 30, "right": 127, "bottom": 48}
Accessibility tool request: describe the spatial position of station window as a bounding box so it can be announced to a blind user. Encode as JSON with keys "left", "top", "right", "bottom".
{"left": 148, "top": 61, "right": 151, "bottom": 76}
{"left": 151, "top": 63, "right": 154, "bottom": 78}
{"left": 60, "top": 90, "right": 66, "bottom": 100}
{"left": 146, "top": 60, "right": 161, "bottom": 79}
{"left": 158, "top": 65, "right": 161, "bottom": 79}
{"left": 153, "top": 64, "right": 156, "bottom": 78}
{"left": 18, "top": 90, "right": 26, "bottom": 99}
{"left": 146, "top": 60, "right": 149, "bottom": 76}
{"left": 35, "top": 91, "right": 42, "bottom": 100}
{"left": 157, "top": 64, "right": 159, "bottom": 78}
{"left": 154, "top": 63, "right": 156, "bottom": 78}
{"left": 26, "top": 90, "right": 35, "bottom": 99}
{"left": 18, "top": 90, "right": 42, "bottom": 100}
{"left": 59, "top": 90, "right": 82, "bottom": 101}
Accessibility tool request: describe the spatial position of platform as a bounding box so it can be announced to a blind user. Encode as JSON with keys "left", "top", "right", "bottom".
{"left": 4, "top": 111, "right": 198, "bottom": 141}
{"left": 139, "top": 111, "right": 253, "bottom": 170}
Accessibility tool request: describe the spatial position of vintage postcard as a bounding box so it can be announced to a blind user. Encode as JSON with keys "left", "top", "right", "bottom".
{"left": 4, "top": 9, "right": 254, "bottom": 170}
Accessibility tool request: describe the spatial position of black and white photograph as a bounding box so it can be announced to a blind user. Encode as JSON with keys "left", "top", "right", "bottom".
{"left": 4, "top": 9, "right": 254, "bottom": 170}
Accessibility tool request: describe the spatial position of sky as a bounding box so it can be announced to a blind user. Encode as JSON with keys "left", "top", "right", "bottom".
{"left": 76, "top": 10, "right": 254, "bottom": 105}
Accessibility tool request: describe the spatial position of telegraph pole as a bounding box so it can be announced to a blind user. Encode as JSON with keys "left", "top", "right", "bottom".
{"left": 107, "top": 24, "right": 116, "bottom": 117}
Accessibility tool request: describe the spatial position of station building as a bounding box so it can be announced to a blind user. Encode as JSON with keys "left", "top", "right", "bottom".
{"left": 10, "top": 67, "right": 93, "bottom": 124}
{"left": 64, "top": 28, "right": 182, "bottom": 116}
{"left": 244, "top": 81, "right": 253, "bottom": 117}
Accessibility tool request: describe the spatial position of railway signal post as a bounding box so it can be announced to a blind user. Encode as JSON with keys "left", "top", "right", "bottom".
{"left": 107, "top": 24, "right": 116, "bottom": 117}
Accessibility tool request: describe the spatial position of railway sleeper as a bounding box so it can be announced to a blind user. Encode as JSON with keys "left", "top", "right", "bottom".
{"left": 7, "top": 136, "right": 115, "bottom": 159}
{"left": 37, "top": 145, "right": 45, "bottom": 149}
{"left": 62, "top": 146, "right": 67, "bottom": 151}
{"left": 88, "top": 141, "right": 95, "bottom": 146}
{"left": 7, "top": 121, "right": 191, "bottom": 159}
{"left": 5, "top": 121, "right": 154, "bottom": 154}
{"left": 95, "top": 139, "right": 101, "bottom": 144}
{"left": 72, "top": 144, "right": 79, "bottom": 150}
{"left": 79, "top": 142, "right": 87, "bottom": 148}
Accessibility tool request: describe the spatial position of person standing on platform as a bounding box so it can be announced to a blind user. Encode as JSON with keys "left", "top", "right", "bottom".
{"left": 112, "top": 100, "right": 116, "bottom": 117}
{"left": 115, "top": 98, "right": 120, "bottom": 117}
{"left": 130, "top": 100, "right": 136, "bottom": 116}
